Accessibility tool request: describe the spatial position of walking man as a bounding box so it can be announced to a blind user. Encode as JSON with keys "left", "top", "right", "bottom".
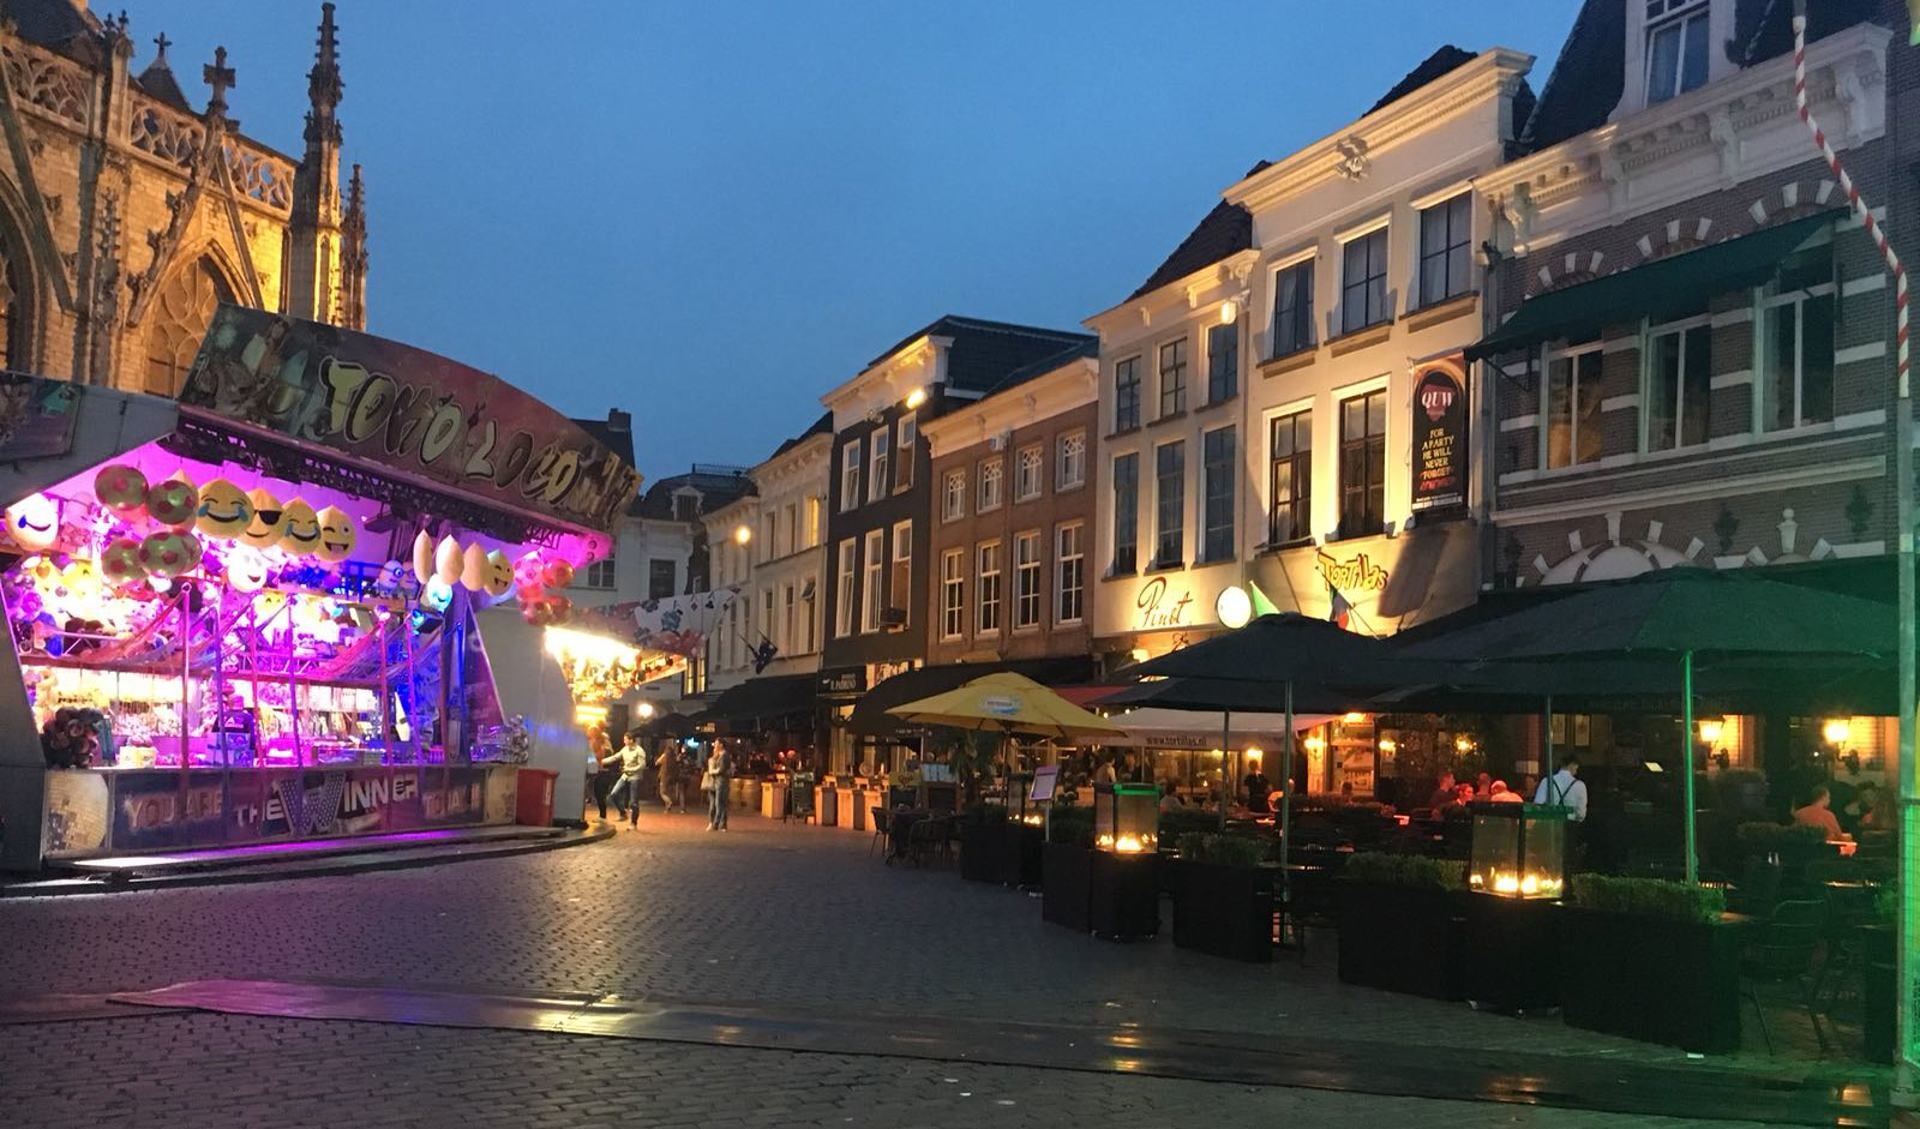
{"left": 606, "top": 731, "right": 648, "bottom": 830}
{"left": 706, "top": 740, "right": 733, "bottom": 831}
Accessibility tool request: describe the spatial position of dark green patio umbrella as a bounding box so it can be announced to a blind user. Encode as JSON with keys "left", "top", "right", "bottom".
{"left": 1396, "top": 570, "right": 1896, "bottom": 882}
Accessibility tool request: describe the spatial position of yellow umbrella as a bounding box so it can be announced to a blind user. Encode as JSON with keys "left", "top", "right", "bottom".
{"left": 886, "top": 671, "right": 1126, "bottom": 741}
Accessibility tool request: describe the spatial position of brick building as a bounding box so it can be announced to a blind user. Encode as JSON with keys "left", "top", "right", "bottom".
{"left": 0, "top": 1, "right": 368, "bottom": 391}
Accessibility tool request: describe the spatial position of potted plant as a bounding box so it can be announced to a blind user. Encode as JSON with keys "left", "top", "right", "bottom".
{"left": 1170, "top": 833, "right": 1273, "bottom": 962}
{"left": 1336, "top": 852, "right": 1469, "bottom": 999}
{"left": 959, "top": 802, "right": 1009, "bottom": 884}
{"left": 1560, "top": 875, "right": 1736, "bottom": 1053}
{"left": 1041, "top": 805, "right": 1095, "bottom": 931}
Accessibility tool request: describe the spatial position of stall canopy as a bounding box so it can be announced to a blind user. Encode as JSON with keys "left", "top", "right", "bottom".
{"left": 847, "top": 656, "right": 1094, "bottom": 737}
{"left": 887, "top": 672, "right": 1124, "bottom": 741}
{"left": 1464, "top": 210, "right": 1839, "bottom": 362}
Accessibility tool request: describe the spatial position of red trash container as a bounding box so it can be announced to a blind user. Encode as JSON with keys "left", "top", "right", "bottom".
{"left": 515, "top": 768, "right": 558, "bottom": 826}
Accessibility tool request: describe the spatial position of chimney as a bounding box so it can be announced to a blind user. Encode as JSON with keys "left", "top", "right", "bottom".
{"left": 606, "top": 408, "right": 632, "bottom": 432}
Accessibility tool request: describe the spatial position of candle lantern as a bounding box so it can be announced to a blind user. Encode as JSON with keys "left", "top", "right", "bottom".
{"left": 1468, "top": 803, "right": 1567, "bottom": 899}
{"left": 1093, "top": 782, "right": 1159, "bottom": 854}
{"left": 1009, "top": 772, "right": 1045, "bottom": 827}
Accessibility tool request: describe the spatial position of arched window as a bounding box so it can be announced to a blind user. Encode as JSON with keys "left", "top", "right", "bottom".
{"left": 144, "top": 257, "right": 232, "bottom": 395}
{"left": 0, "top": 228, "right": 30, "bottom": 371}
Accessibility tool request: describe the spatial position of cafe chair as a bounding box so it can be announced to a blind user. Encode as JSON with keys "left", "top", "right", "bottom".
{"left": 1742, "top": 900, "right": 1829, "bottom": 1056}
{"left": 868, "top": 806, "right": 892, "bottom": 858}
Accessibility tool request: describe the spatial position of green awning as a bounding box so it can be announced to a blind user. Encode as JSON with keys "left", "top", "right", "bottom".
{"left": 1465, "top": 210, "right": 1841, "bottom": 362}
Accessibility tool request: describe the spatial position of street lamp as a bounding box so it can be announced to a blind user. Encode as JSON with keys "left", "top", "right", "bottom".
{"left": 733, "top": 524, "right": 752, "bottom": 546}
{"left": 636, "top": 702, "right": 657, "bottom": 720}
{"left": 904, "top": 387, "right": 928, "bottom": 410}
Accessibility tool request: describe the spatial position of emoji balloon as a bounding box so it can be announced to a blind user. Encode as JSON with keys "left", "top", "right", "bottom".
{"left": 278, "top": 498, "right": 321, "bottom": 556}
{"left": 194, "top": 478, "right": 253, "bottom": 540}
{"left": 541, "top": 559, "right": 575, "bottom": 589}
{"left": 145, "top": 475, "right": 199, "bottom": 529}
{"left": 459, "top": 543, "right": 489, "bottom": 592}
{"left": 434, "top": 536, "right": 462, "bottom": 585}
{"left": 481, "top": 550, "right": 515, "bottom": 598}
{"left": 94, "top": 464, "right": 149, "bottom": 517}
{"left": 412, "top": 530, "right": 435, "bottom": 585}
{"left": 138, "top": 530, "right": 197, "bottom": 577}
{"left": 4, "top": 492, "right": 58, "bottom": 552}
{"left": 100, "top": 537, "right": 145, "bottom": 586}
{"left": 240, "top": 487, "right": 286, "bottom": 550}
{"left": 223, "top": 545, "right": 270, "bottom": 592}
{"left": 421, "top": 576, "right": 454, "bottom": 615}
{"left": 314, "top": 505, "right": 357, "bottom": 564}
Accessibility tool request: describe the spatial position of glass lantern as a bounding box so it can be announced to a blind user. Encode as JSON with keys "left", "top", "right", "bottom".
{"left": 1093, "top": 782, "right": 1160, "bottom": 854}
{"left": 1009, "top": 772, "right": 1046, "bottom": 827}
{"left": 1468, "top": 803, "right": 1567, "bottom": 899}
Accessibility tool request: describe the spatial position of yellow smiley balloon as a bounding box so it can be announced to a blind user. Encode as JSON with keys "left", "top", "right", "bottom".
{"left": 194, "top": 478, "right": 254, "bottom": 540}
{"left": 278, "top": 498, "right": 321, "bottom": 556}
{"left": 314, "top": 505, "right": 357, "bottom": 564}
{"left": 241, "top": 487, "right": 286, "bottom": 550}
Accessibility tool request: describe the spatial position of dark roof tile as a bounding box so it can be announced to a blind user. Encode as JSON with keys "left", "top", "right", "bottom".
{"left": 1368, "top": 45, "right": 1478, "bottom": 116}
{"left": 1126, "top": 164, "right": 1268, "bottom": 302}
{"left": 135, "top": 59, "right": 193, "bottom": 113}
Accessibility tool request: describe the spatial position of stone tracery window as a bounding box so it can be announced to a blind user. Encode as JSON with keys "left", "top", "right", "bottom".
{"left": 0, "top": 241, "right": 24, "bottom": 371}
{"left": 144, "top": 258, "right": 232, "bottom": 395}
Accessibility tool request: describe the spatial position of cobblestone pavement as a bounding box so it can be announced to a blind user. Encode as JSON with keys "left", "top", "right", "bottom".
{"left": 0, "top": 811, "right": 1863, "bottom": 1126}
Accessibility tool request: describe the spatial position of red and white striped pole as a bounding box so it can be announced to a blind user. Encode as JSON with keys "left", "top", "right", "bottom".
{"left": 1794, "top": 1, "right": 1918, "bottom": 1089}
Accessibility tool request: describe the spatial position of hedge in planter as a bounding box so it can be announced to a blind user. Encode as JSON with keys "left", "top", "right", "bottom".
{"left": 1171, "top": 833, "right": 1273, "bottom": 963}
{"left": 959, "top": 807, "right": 1010, "bottom": 884}
{"left": 1560, "top": 875, "right": 1737, "bottom": 1053}
{"left": 1336, "top": 853, "right": 1468, "bottom": 1000}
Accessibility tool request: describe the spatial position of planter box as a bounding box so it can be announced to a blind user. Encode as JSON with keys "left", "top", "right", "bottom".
{"left": 1088, "top": 850, "right": 1159, "bottom": 940}
{"left": 1171, "top": 860, "right": 1274, "bottom": 963}
{"left": 960, "top": 819, "right": 1010, "bottom": 884}
{"left": 1560, "top": 906, "right": 1741, "bottom": 1053}
{"left": 1042, "top": 841, "right": 1092, "bottom": 932}
{"left": 1336, "top": 883, "right": 1467, "bottom": 999}
{"left": 1463, "top": 894, "right": 1561, "bottom": 1013}
{"left": 1005, "top": 823, "right": 1044, "bottom": 888}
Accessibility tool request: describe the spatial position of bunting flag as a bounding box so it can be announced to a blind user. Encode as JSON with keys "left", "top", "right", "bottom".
{"left": 1328, "top": 580, "right": 1352, "bottom": 631}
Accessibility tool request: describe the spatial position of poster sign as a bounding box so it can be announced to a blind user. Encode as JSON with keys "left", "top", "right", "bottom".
{"left": 1410, "top": 362, "right": 1467, "bottom": 513}
{"left": 0, "top": 373, "right": 80, "bottom": 461}
{"left": 180, "top": 305, "right": 641, "bottom": 533}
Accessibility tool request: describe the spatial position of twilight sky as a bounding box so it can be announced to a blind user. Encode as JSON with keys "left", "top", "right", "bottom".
{"left": 133, "top": 0, "right": 1580, "bottom": 482}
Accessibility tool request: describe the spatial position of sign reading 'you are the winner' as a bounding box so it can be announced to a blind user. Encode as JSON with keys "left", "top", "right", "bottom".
{"left": 1410, "top": 361, "right": 1468, "bottom": 514}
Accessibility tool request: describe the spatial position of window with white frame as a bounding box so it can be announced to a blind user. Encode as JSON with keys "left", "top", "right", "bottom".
{"left": 861, "top": 529, "right": 884, "bottom": 632}
{"left": 869, "top": 426, "right": 890, "bottom": 503}
{"left": 1055, "top": 522, "right": 1085, "bottom": 626}
{"left": 1418, "top": 193, "right": 1473, "bottom": 308}
{"left": 1339, "top": 390, "right": 1386, "bottom": 538}
{"left": 1268, "top": 409, "right": 1313, "bottom": 545}
{"left": 840, "top": 440, "right": 861, "bottom": 511}
{"left": 762, "top": 512, "right": 776, "bottom": 563}
{"left": 978, "top": 457, "right": 1004, "bottom": 512}
{"left": 783, "top": 583, "right": 796, "bottom": 654}
{"left": 805, "top": 496, "right": 822, "bottom": 548}
{"left": 1015, "top": 445, "right": 1043, "bottom": 502}
{"left": 783, "top": 503, "right": 797, "bottom": 556}
{"left": 1272, "top": 259, "right": 1315, "bottom": 357}
{"left": 1341, "top": 227, "right": 1391, "bottom": 334}
{"left": 895, "top": 415, "right": 916, "bottom": 491}
{"left": 1645, "top": 0, "right": 1709, "bottom": 105}
{"left": 763, "top": 589, "right": 775, "bottom": 653}
{"left": 804, "top": 573, "right": 817, "bottom": 652}
{"left": 1201, "top": 426, "right": 1236, "bottom": 562}
{"left": 890, "top": 520, "right": 911, "bottom": 622}
{"left": 1207, "top": 322, "right": 1238, "bottom": 403}
{"left": 1158, "top": 338, "right": 1189, "bottom": 417}
{"left": 1644, "top": 314, "right": 1712, "bottom": 451}
{"left": 941, "top": 548, "right": 965, "bottom": 640}
{"left": 1114, "top": 356, "right": 1142, "bottom": 431}
{"left": 1759, "top": 244, "right": 1836, "bottom": 432}
{"left": 942, "top": 467, "right": 967, "bottom": 522}
{"left": 1111, "top": 452, "right": 1139, "bottom": 574}
{"left": 1056, "top": 431, "right": 1086, "bottom": 490}
{"left": 1542, "top": 340, "right": 1605, "bottom": 469}
{"left": 836, "top": 539, "right": 856, "bottom": 637}
{"left": 976, "top": 541, "right": 1002, "bottom": 634}
{"left": 583, "top": 553, "right": 617, "bottom": 591}
{"left": 1154, "top": 440, "right": 1185, "bottom": 567}
{"left": 1014, "top": 530, "right": 1041, "bottom": 630}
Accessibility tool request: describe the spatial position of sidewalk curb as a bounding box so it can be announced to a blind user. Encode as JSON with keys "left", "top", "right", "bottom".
{"left": 0, "top": 825, "right": 616, "bottom": 899}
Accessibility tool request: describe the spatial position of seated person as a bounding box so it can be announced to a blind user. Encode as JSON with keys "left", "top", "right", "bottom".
{"left": 1487, "top": 780, "right": 1524, "bottom": 803}
{"left": 1792, "top": 784, "right": 1852, "bottom": 842}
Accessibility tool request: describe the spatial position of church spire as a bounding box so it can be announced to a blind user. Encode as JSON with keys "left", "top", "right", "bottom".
{"left": 304, "top": 2, "right": 343, "bottom": 145}
{"left": 340, "top": 163, "right": 368, "bottom": 330}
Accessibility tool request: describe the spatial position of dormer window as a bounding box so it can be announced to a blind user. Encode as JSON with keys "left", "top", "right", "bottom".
{"left": 1645, "top": 0, "right": 1709, "bottom": 105}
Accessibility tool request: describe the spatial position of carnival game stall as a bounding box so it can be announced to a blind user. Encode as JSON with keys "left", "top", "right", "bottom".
{"left": 1, "top": 306, "right": 639, "bottom": 870}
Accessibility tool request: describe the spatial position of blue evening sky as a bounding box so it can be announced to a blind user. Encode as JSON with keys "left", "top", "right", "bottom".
{"left": 133, "top": 1, "right": 1580, "bottom": 482}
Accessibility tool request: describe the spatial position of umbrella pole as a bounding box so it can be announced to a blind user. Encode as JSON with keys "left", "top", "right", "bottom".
{"left": 1543, "top": 693, "right": 1555, "bottom": 793}
{"left": 1682, "top": 650, "right": 1697, "bottom": 885}
{"left": 1281, "top": 681, "right": 1294, "bottom": 934}
{"left": 1219, "top": 709, "right": 1231, "bottom": 832}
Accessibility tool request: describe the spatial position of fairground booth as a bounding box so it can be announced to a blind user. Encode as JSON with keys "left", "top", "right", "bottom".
{"left": 0, "top": 306, "right": 641, "bottom": 871}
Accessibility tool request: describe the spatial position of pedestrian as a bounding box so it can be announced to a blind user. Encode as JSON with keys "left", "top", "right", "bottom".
{"left": 705, "top": 739, "right": 733, "bottom": 831}
{"left": 587, "top": 726, "right": 614, "bottom": 823}
{"left": 605, "top": 730, "right": 648, "bottom": 829}
{"left": 656, "top": 741, "right": 683, "bottom": 813}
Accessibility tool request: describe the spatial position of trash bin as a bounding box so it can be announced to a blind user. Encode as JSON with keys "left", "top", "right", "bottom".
{"left": 515, "top": 768, "right": 558, "bottom": 826}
